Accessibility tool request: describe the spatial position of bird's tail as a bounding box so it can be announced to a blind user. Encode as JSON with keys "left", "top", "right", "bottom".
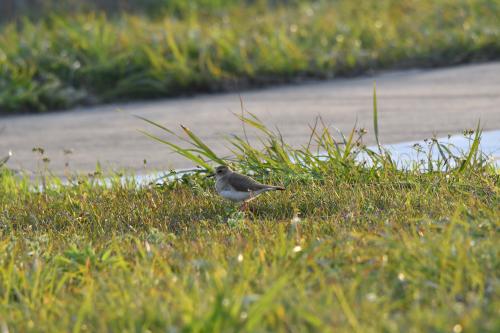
{"left": 270, "top": 186, "right": 285, "bottom": 191}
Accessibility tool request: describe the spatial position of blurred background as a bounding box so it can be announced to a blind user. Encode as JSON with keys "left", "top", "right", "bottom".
{"left": 0, "top": 0, "right": 253, "bottom": 21}
{"left": 0, "top": 0, "right": 498, "bottom": 113}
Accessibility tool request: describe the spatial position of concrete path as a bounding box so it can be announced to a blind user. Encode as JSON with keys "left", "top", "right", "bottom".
{"left": 1, "top": 62, "right": 499, "bottom": 175}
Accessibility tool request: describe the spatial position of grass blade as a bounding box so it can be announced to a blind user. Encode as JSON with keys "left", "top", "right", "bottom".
{"left": 180, "top": 125, "right": 225, "bottom": 165}
{"left": 458, "top": 121, "right": 482, "bottom": 173}
{"left": 138, "top": 130, "right": 212, "bottom": 170}
{"left": 373, "top": 81, "right": 381, "bottom": 152}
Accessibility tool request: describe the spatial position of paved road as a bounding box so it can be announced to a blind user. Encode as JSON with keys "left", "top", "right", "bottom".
{"left": 1, "top": 62, "right": 499, "bottom": 175}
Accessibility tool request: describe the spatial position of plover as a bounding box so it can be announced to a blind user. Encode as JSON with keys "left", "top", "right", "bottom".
{"left": 210, "top": 165, "right": 285, "bottom": 208}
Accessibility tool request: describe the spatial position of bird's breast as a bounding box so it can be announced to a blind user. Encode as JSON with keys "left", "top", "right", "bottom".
{"left": 219, "top": 190, "right": 251, "bottom": 202}
{"left": 215, "top": 178, "right": 228, "bottom": 193}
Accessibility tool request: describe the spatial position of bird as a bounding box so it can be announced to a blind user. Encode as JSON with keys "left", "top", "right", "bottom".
{"left": 210, "top": 165, "right": 285, "bottom": 209}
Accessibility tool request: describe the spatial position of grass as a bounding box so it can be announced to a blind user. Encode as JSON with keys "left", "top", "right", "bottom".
{"left": 0, "top": 103, "right": 498, "bottom": 331}
{"left": 1, "top": 0, "right": 499, "bottom": 112}
{"left": 0, "top": 0, "right": 248, "bottom": 23}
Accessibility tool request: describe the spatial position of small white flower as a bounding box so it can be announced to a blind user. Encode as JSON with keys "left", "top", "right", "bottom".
{"left": 453, "top": 324, "right": 463, "bottom": 333}
{"left": 291, "top": 215, "right": 301, "bottom": 224}
{"left": 398, "top": 273, "right": 406, "bottom": 281}
{"left": 293, "top": 245, "right": 302, "bottom": 253}
{"left": 237, "top": 254, "right": 243, "bottom": 262}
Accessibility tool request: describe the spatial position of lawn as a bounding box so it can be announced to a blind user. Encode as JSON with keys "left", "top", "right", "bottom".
{"left": 0, "top": 113, "right": 498, "bottom": 331}
{"left": 1, "top": 0, "right": 499, "bottom": 112}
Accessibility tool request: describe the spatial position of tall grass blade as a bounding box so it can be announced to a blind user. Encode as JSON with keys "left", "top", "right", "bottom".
{"left": 134, "top": 115, "right": 176, "bottom": 136}
{"left": 332, "top": 284, "right": 362, "bottom": 333}
{"left": 244, "top": 274, "right": 290, "bottom": 331}
{"left": 180, "top": 125, "right": 225, "bottom": 165}
{"left": 138, "top": 130, "right": 212, "bottom": 170}
{"left": 458, "top": 121, "right": 482, "bottom": 173}
{"left": 373, "top": 81, "right": 382, "bottom": 153}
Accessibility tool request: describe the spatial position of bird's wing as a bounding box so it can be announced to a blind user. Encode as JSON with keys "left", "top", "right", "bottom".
{"left": 228, "top": 173, "right": 269, "bottom": 192}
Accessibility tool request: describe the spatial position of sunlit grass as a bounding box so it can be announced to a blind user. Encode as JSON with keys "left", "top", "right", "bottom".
{"left": 1, "top": 0, "right": 499, "bottom": 112}
{"left": 0, "top": 104, "right": 498, "bottom": 331}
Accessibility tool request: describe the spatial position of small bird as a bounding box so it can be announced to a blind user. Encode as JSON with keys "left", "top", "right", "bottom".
{"left": 210, "top": 165, "right": 285, "bottom": 209}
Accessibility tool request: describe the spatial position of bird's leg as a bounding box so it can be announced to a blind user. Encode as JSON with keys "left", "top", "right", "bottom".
{"left": 239, "top": 191, "right": 255, "bottom": 212}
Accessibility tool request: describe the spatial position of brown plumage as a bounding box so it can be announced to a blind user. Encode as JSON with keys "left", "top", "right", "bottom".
{"left": 212, "top": 165, "right": 285, "bottom": 203}
{"left": 227, "top": 172, "right": 285, "bottom": 192}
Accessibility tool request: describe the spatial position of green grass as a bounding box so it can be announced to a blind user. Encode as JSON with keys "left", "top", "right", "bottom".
{"left": 0, "top": 0, "right": 249, "bottom": 22}
{"left": 1, "top": 0, "right": 499, "bottom": 112}
{"left": 0, "top": 109, "right": 499, "bottom": 331}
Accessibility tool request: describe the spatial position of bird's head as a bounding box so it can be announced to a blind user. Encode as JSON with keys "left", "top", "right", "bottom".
{"left": 208, "top": 165, "right": 231, "bottom": 180}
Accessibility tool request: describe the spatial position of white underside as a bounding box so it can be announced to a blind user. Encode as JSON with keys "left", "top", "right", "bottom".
{"left": 219, "top": 189, "right": 269, "bottom": 202}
